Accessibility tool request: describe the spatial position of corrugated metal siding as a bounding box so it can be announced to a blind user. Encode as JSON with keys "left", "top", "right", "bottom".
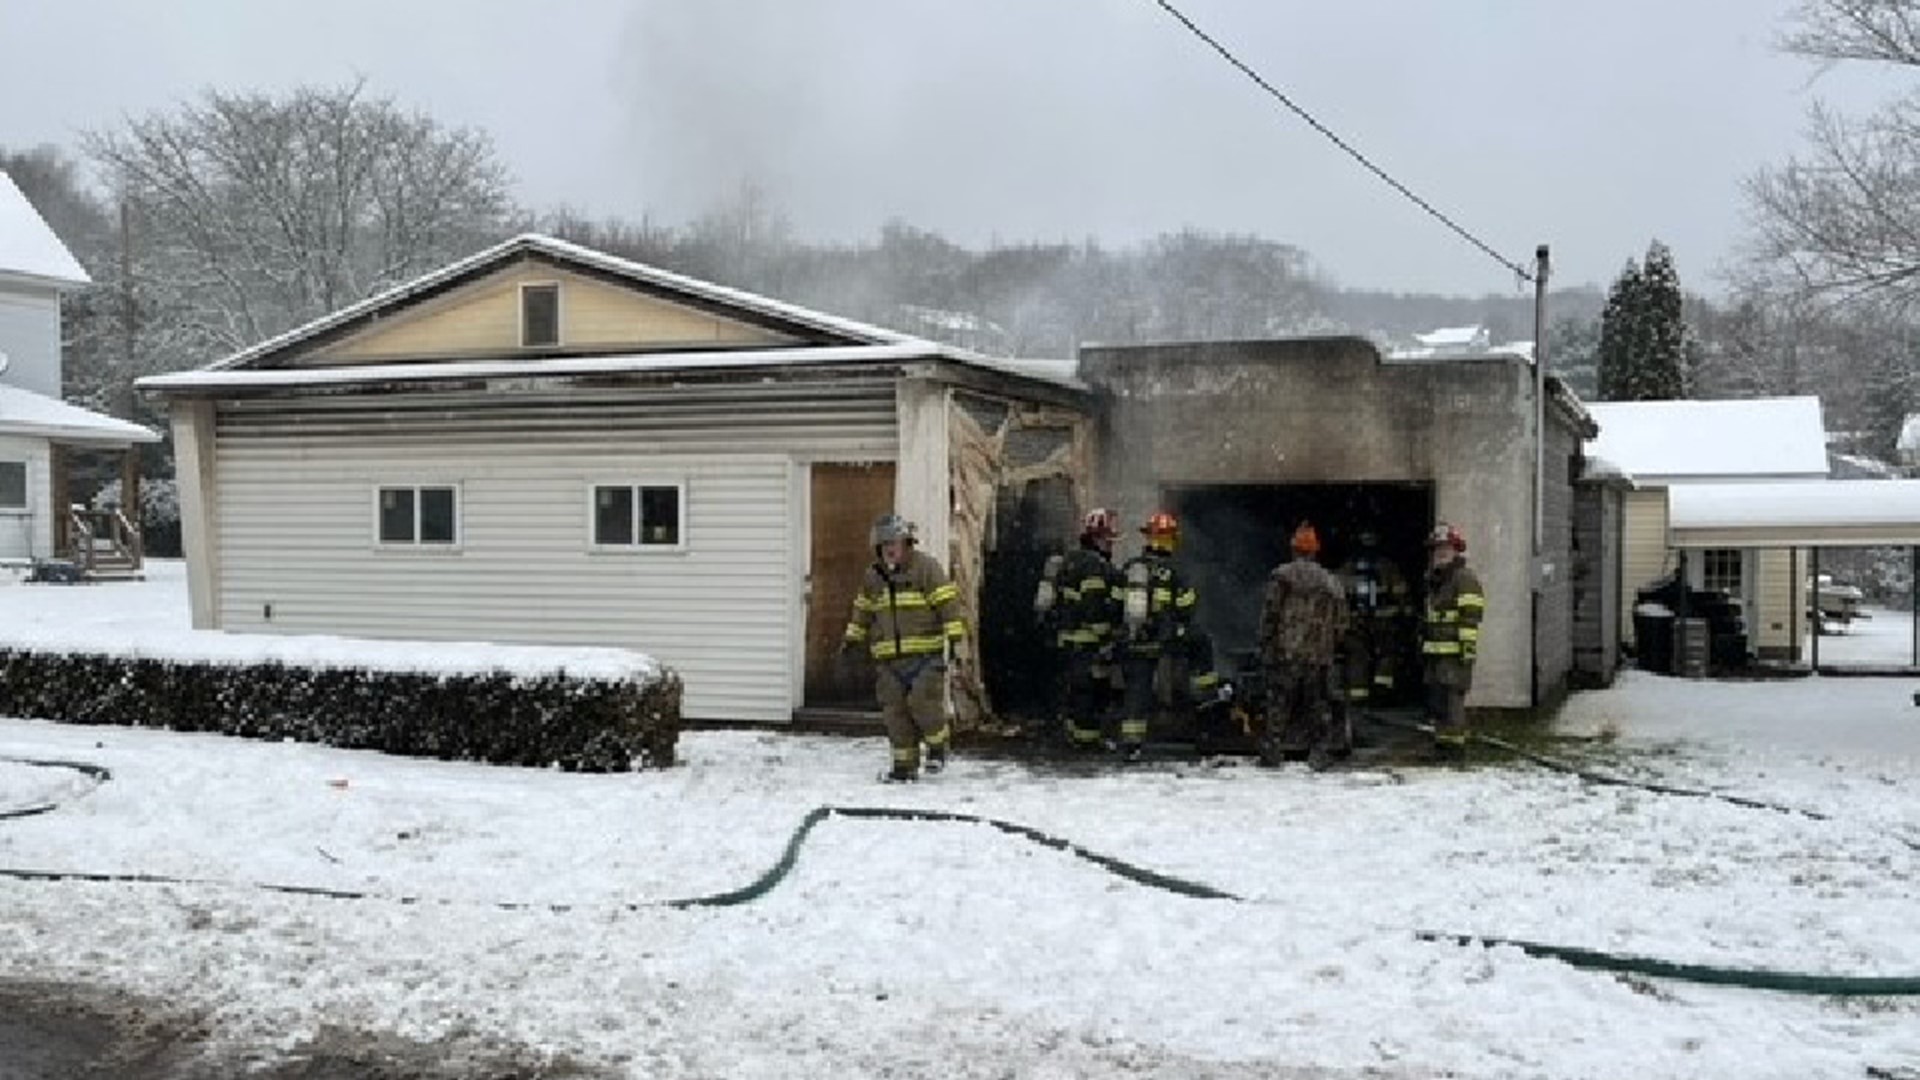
{"left": 1572, "top": 483, "right": 1623, "bottom": 685}
{"left": 213, "top": 382, "right": 897, "bottom": 722}
{"left": 1534, "top": 419, "right": 1580, "bottom": 704}
{"left": 1620, "top": 489, "right": 1672, "bottom": 643}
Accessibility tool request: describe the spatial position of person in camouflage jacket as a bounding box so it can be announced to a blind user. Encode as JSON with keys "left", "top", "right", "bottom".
{"left": 1258, "top": 523, "right": 1350, "bottom": 767}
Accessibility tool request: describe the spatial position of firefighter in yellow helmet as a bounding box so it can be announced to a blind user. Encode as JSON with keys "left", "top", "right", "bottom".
{"left": 842, "top": 513, "right": 966, "bottom": 782}
{"left": 1115, "top": 511, "right": 1219, "bottom": 763}
{"left": 1421, "top": 521, "right": 1485, "bottom": 759}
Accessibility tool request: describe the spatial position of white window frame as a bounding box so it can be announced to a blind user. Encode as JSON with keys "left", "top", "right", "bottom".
{"left": 0, "top": 459, "right": 27, "bottom": 513}
{"left": 518, "top": 281, "right": 562, "bottom": 349}
{"left": 1701, "top": 548, "right": 1745, "bottom": 595}
{"left": 586, "top": 479, "right": 688, "bottom": 554}
{"left": 372, "top": 482, "right": 463, "bottom": 552}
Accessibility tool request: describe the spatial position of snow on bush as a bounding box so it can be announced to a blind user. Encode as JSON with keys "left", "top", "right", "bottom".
{"left": 0, "top": 644, "right": 681, "bottom": 772}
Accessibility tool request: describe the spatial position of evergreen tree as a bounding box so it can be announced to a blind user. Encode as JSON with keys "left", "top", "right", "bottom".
{"left": 1596, "top": 241, "right": 1691, "bottom": 401}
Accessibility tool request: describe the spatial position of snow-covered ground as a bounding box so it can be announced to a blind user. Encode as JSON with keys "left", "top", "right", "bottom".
{"left": 1814, "top": 605, "right": 1920, "bottom": 668}
{"left": 3, "top": 571, "right": 1919, "bottom": 1077}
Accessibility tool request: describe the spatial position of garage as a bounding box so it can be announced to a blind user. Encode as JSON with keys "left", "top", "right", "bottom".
{"left": 1168, "top": 481, "right": 1432, "bottom": 699}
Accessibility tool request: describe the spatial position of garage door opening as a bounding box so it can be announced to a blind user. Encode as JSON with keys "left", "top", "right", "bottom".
{"left": 1168, "top": 482, "right": 1434, "bottom": 703}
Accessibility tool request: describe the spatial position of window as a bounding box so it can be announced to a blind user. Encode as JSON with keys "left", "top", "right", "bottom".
{"left": 592, "top": 483, "right": 683, "bottom": 549}
{"left": 521, "top": 283, "right": 560, "bottom": 348}
{"left": 0, "top": 461, "right": 25, "bottom": 510}
{"left": 377, "top": 485, "right": 459, "bottom": 546}
{"left": 1702, "top": 548, "right": 1744, "bottom": 594}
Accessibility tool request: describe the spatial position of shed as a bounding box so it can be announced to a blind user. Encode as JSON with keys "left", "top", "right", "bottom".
{"left": 140, "top": 235, "right": 1091, "bottom": 724}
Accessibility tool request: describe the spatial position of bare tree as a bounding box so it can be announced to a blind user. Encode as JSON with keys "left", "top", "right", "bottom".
{"left": 1782, "top": 0, "right": 1920, "bottom": 66}
{"left": 85, "top": 82, "right": 516, "bottom": 368}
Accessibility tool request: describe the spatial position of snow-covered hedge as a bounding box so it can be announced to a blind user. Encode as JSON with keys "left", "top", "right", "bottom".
{"left": 0, "top": 643, "right": 681, "bottom": 772}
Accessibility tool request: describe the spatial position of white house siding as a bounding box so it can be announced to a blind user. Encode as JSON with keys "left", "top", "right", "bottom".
{"left": 1620, "top": 488, "right": 1673, "bottom": 643}
{"left": 0, "top": 433, "right": 51, "bottom": 561}
{"left": 1755, "top": 547, "right": 1801, "bottom": 659}
{"left": 0, "top": 286, "right": 61, "bottom": 399}
{"left": 209, "top": 381, "right": 898, "bottom": 722}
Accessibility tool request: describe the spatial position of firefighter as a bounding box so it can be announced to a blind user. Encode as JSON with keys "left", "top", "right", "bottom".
{"left": 842, "top": 513, "right": 966, "bottom": 782}
{"left": 1034, "top": 509, "right": 1123, "bottom": 748}
{"left": 1421, "top": 522, "right": 1485, "bottom": 759}
{"left": 1258, "top": 523, "right": 1350, "bottom": 769}
{"left": 1116, "top": 511, "right": 1218, "bottom": 763}
{"left": 1335, "top": 529, "right": 1413, "bottom": 710}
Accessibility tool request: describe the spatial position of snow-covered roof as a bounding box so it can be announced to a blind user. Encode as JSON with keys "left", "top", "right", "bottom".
{"left": 1415, "top": 325, "right": 1487, "bottom": 349}
{"left": 1581, "top": 454, "right": 1634, "bottom": 485}
{"left": 209, "top": 232, "right": 920, "bottom": 372}
{"left": 1669, "top": 479, "right": 1920, "bottom": 548}
{"left": 0, "top": 171, "right": 89, "bottom": 288}
{"left": 1584, "top": 396, "right": 1828, "bottom": 483}
{"left": 142, "top": 342, "right": 1086, "bottom": 396}
{"left": 0, "top": 383, "right": 159, "bottom": 445}
{"left": 1899, "top": 413, "right": 1920, "bottom": 455}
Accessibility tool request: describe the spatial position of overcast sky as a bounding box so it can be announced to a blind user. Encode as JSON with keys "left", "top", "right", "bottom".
{"left": 0, "top": 0, "right": 1906, "bottom": 296}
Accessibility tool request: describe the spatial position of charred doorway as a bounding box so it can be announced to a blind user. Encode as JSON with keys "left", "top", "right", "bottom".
{"left": 979, "top": 476, "right": 1079, "bottom": 721}
{"left": 1168, "top": 482, "right": 1434, "bottom": 703}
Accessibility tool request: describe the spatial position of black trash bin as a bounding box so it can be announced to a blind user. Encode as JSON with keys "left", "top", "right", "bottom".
{"left": 1634, "top": 604, "right": 1676, "bottom": 674}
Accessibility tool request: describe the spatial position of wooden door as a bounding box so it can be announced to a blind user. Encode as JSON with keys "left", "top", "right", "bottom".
{"left": 805, "top": 462, "right": 898, "bottom": 707}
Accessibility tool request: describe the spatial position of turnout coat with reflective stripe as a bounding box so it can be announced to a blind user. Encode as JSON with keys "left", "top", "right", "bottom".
{"left": 1422, "top": 557, "right": 1485, "bottom": 688}
{"left": 844, "top": 548, "right": 966, "bottom": 660}
{"left": 1119, "top": 549, "right": 1198, "bottom": 656}
{"left": 1053, "top": 546, "right": 1122, "bottom": 649}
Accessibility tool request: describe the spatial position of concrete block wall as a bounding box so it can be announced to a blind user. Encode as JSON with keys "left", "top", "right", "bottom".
{"left": 1080, "top": 337, "right": 1563, "bottom": 711}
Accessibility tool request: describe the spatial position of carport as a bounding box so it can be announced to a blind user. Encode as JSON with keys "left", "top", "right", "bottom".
{"left": 1667, "top": 480, "right": 1920, "bottom": 671}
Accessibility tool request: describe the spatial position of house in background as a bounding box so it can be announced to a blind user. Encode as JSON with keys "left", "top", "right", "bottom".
{"left": 1585, "top": 396, "right": 1828, "bottom": 662}
{"left": 0, "top": 171, "right": 159, "bottom": 577}
{"left": 141, "top": 234, "right": 1089, "bottom": 724}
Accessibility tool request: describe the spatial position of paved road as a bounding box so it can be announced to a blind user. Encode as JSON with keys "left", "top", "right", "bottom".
{"left": 0, "top": 981, "right": 608, "bottom": 1080}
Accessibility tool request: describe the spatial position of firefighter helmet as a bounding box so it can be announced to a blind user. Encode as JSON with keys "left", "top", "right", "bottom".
{"left": 1081, "top": 508, "right": 1119, "bottom": 542}
{"left": 1141, "top": 511, "right": 1180, "bottom": 552}
{"left": 1425, "top": 522, "right": 1466, "bottom": 552}
{"left": 1291, "top": 522, "right": 1321, "bottom": 556}
{"left": 871, "top": 513, "right": 917, "bottom": 547}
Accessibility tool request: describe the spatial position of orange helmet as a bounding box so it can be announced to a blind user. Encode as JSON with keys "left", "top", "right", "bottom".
{"left": 1291, "top": 522, "right": 1320, "bottom": 556}
{"left": 1081, "top": 508, "right": 1119, "bottom": 542}
{"left": 1141, "top": 511, "right": 1180, "bottom": 551}
{"left": 1426, "top": 522, "right": 1466, "bottom": 552}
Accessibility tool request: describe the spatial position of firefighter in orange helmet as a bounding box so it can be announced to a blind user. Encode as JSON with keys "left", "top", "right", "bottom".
{"left": 1115, "top": 511, "right": 1219, "bottom": 763}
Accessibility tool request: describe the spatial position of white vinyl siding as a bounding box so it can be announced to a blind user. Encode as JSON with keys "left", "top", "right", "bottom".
{"left": 1754, "top": 547, "right": 1800, "bottom": 656}
{"left": 0, "top": 435, "right": 51, "bottom": 562}
{"left": 211, "top": 382, "right": 896, "bottom": 722}
{"left": 1620, "top": 488, "right": 1672, "bottom": 643}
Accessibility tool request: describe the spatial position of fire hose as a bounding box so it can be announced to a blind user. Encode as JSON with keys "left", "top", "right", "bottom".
{"left": 3, "top": 756, "right": 1919, "bottom": 997}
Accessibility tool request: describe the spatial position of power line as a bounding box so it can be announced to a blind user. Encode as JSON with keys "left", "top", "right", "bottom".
{"left": 1148, "top": 0, "right": 1537, "bottom": 284}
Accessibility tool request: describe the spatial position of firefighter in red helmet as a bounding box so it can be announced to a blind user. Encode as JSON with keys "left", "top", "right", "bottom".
{"left": 1034, "top": 508, "right": 1124, "bottom": 748}
{"left": 1421, "top": 522, "right": 1484, "bottom": 759}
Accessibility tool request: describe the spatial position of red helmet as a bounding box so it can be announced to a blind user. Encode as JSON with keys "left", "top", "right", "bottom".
{"left": 1425, "top": 522, "right": 1467, "bottom": 552}
{"left": 1081, "top": 508, "right": 1119, "bottom": 541}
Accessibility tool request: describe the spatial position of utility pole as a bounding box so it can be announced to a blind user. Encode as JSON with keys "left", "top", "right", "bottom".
{"left": 1533, "top": 244, "right": 1551, "bottom": 557}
